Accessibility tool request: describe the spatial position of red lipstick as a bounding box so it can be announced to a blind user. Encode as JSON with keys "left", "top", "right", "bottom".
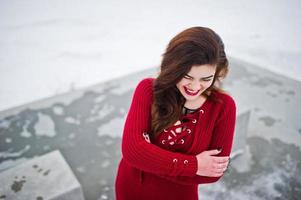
{"left": 184, "top": 86, "right": 199, "bottom": 96}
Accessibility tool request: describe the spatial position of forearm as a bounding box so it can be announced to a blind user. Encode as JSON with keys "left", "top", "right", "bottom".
{"left": 157, "top": 96, "right": 236, "bottom": 185}
{"left": 122, "top": 78, "right": 199, "bottom": 177}
{"left": 122, "top": 131, "right": 198, "bottom": 177}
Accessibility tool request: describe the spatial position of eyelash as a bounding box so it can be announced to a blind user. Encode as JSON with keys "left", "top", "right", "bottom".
{"left": 184, "top": 76, "right": 212, "bottom": 81}
{"left": 184, "top": 75, "right": 192, "bottom": 80}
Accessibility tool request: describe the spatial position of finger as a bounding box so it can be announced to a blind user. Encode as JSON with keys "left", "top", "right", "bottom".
{"left": 210, "top": 166, "right": 226, "bottom": 176}
{"left": 215, "top": 166, "right": 228, "bottom": 174}
{"left": 212, "top": 167, "right": 224, "bottom": 173}
{"left": 206, "top": 149, "right": 222, "bottom": 156}
{"left": 217, "top": 160, "right": 229, "bottom": 167}
{"left": 224, "top": 166, "right": 230, "bottom": 173}
{"left": 211, "top": 171, "right": 224, "bottom": 177}
{"left": 212, "top": 156, "right": 229, "bottom": 163}
{"left": 214, "top": 163, "right": 228, "bottom": 169}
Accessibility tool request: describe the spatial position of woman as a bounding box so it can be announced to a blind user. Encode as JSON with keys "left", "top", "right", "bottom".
{"left": 115, "top": 26, "right": 236, "bottom": 200}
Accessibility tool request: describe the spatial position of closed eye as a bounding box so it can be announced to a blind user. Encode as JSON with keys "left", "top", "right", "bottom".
{"left": 184, "top": 74, "right": 213, "bottom": 81}
{"left": 184, "top": 75, "right": 193, "bottom": 80}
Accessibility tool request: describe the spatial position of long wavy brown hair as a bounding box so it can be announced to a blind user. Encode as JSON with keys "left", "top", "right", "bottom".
{"left": 150, "top": 26, "right": 229, "bottom": 138}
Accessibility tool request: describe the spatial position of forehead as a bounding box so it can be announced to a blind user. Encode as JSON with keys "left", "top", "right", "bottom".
{"left": 187, "top": 64, "right": 216, "bottom": 77}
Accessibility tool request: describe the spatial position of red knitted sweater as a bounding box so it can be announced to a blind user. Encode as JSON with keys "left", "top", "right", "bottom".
{"left": 115, "top": 78, "right": 236, "bottom": 200}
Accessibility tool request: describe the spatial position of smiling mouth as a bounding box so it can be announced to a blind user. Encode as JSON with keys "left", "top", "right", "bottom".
{"left": 184, "top": 86, "right": 200, "bottom": 96}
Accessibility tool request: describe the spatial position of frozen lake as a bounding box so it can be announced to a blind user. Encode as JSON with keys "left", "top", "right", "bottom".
{"left": 0, "top": 57, "right": 300, "bottom": 200}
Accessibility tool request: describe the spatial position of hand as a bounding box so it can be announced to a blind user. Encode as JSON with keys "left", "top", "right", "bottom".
{"left": 196, "top": 149, "right": 229, "bottom": 177}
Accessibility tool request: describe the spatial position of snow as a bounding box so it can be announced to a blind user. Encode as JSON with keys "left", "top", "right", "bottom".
{"left": 0, "top": 0, "right": 300, "bottom": 111}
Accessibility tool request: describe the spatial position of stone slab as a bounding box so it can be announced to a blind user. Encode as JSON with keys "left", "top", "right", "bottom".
{"left": 0, "top": 150, "right": 84, "bottom": 200}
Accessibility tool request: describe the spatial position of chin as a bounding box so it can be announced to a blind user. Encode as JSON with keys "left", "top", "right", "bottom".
{"left": 183, "top": 95, "right": 199, "bottom": 101}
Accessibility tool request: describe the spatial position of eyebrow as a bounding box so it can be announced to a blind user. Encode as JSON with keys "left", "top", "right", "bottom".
{"left": 185, "top": 74, "right": 214, "bottom": 79}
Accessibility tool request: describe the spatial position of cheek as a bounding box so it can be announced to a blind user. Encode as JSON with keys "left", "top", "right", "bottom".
{"left": 177, "top": 79, "right": 189, "bottom": 88}
{"left": 203, "top": 81, "right": 213, "bottom": 88}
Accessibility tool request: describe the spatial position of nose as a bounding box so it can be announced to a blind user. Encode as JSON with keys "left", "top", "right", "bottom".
{"left": 189, "top": 80, "right": 201, "bottom": 91}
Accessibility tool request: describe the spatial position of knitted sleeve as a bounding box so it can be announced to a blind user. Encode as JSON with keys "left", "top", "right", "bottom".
{"left": 121, "top": 78, "right": 199, "bottom": 177}
{"left": 158, "top": 94, "right": 236, "bottom": 185}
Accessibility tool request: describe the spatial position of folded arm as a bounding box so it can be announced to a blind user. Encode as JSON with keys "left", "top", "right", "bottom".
{"left": 122, "top": 78, "right": 199, "bottom": 177}
{"left": 158, "top": 94, "right": 236, "bottom": 185}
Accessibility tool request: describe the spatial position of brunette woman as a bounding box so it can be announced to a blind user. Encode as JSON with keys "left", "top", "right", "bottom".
{"left": 115, "top": 26, "right": 236, "bottom": 200}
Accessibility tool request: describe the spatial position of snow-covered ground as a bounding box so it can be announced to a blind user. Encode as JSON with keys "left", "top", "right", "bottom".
{"left": 0, "top": 0, "right": 300, "bottom": 111}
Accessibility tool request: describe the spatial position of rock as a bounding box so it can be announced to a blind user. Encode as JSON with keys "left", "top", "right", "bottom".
{"left": 0, "top": 150, "right": 84, "bottom": 200}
